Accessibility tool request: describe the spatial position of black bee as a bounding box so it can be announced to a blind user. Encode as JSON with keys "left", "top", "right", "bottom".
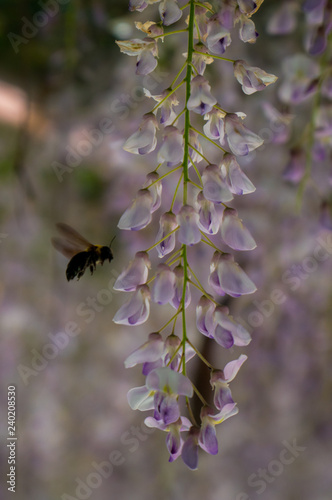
{"left": 52, "top": 223, "right": 114, "bottom": 281}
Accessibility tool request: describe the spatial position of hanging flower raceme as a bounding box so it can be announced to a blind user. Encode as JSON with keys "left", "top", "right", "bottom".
{"left": 115, "top": 0, "right": 275, "bottom": 470}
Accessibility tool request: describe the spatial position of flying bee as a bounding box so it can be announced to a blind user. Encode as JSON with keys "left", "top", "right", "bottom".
{"left": 52, "top": 223, "right": 114, "bottom": 281}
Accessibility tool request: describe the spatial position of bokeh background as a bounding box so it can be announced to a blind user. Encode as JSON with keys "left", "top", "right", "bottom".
{"left": 0, "top": 1, "right": 332, "bottom": 499}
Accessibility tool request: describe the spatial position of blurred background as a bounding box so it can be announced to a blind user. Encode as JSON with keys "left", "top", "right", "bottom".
{"left": 0, "top": 1, "right": 332, "bottom": 499}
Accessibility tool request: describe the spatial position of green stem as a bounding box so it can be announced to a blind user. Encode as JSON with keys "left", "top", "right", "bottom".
{"left": 194, "top": 50, "right": 234, "bottom": 63}
{"left": 170, "top": 172, "right": 184, "bottom": 211}
{"left": 153, "top": 29, "right": 188, "bottom": 40}
{"left": 180, "top": 0, "right": 196, "bottom": 376}
{"left": 144, "top": 227, "right": 179, "bottom": 253}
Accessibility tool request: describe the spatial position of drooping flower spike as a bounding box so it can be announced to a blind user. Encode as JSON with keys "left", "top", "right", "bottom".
{"left": 114, "top": 0, "right": 276, "bottom": 469}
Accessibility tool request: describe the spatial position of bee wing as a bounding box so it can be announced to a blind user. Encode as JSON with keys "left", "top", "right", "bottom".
{"left": 55, "top": 223, "right": 92, "bottom": 248}
{"left": 51, "top": 237, "right": 83, "bottom": 259}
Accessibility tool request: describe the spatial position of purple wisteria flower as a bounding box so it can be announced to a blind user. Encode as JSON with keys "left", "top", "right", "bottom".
{"left": 197, "top": 191, "right": 224, "bottom": 235}
{"left": 114, "top": 251, "right": 151, "bottom": 291}
{"left": 223, "top": 113, "right": 264, "bottom": 156}
{"left": 206, "top": 13, "right": 232, "bottom": 55}
{"left": 220, "top": 154, "right": 256, "bottom": 195}
{"left": 144, "top": 88, "right": 179, "bottom": 125}
{"left": 171, "top": 265, "right": 191, "bottom": 309}
{"left": 187, "top": 76, "right": 217, "bottom": 115}
{"left": 118, "top": 189, "right": 154, "bottom": 231}
{"left": 221, "top": 207, "right": 257, "bottom": 251}
{"left": 196, "top": 295, "right": 216, "bottom": 338}
{"left": 113, "top": 284, "right": 150, "bottom": 325}
{"left": 143, "top": 172, "right": 162, "bottom": 213}
{"left": 151, "top": 264, "right": 176, "bottom": 305}
{"left": 158, "top": 126, "right": 184, "bottom": 166}
{"left": 234, "top": 60, "right": 278, "bottom": 95}
{"left": 209, "top": 252, "right": 257, "bottom": 298}
{"left": 159, "top": 0, "right": 182, "bottom": 26}
{"left": 202, "top": 164, "right": 234, "bottom": 203}
{"left": 124, "top": 332, "right": 165, "bottom": 369}
{"left": 155, "top": 211, "right": 178, "bottom": 258}
{"left": 123, "top": 113, "right": 158, "bottom": 154}
{"left": 177, "top": 205, "right": 201, "bottom": 246}
{"left": 203, "top": 108, "right": 225, "bottom": 141}
{"left": 210, "top": 354, "right": 248, "bottom": 410}
{"left": 116, "top": 38, "right": 158, "bottom": 75}
{"left": 214, "top": 306, "right": 252, "bottom": 348}
{"left": 147, "top": 366, "right": 193, "bottom": 425}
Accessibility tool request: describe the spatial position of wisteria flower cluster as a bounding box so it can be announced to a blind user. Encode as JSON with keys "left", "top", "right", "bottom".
{"left": 268, "top": 0, "right": 332, "bottom": 224}
{"left": 113, "top": 0, "right": 277, "bottom": 469}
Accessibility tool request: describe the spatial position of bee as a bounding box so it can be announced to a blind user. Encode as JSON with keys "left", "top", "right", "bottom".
{"left": 52, "top": 223, "right": 114, "bottom": 281}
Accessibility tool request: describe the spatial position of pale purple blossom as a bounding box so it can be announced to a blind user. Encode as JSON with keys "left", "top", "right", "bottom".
{"left": 206, "top": 13, "right": 232, "bottom": 55}
{"left": 196, "top": 295, "right": 216, "bottom": 338}
{"left": 151, "top": 264, "right": 176, "bottom": 305}
{"left": 224, "top": 113, "right": 264, "bottom": 156}
{"left": 116, "top": 38, "right": 158, "bottom": 75}
{"left": 197, "top": 191, "right": 223, "bottom": 235}
{"left": 114, "top": 251, "right": 151, "bottom": 291}
{"left": 118, "top": 189, "right": 154, "bottom": 231}
{"left": 221, "top": 207, "right": 257, "bottom": 251}
{"left": 209, "top": 252, "right": 257, "bottom": 298}
{"left": 113, "top": 284, "right": 150, "bottom": 325}
{"left": 220, "top": 154, "right": 256, "bottom": 195}
{"left": 143, "top": 172, "right": 162, "bottom": 213}
{"left": 123, "top": 113, "right": 158, "bottom": 155}
{"left": 159, "top": 0, "right": 182, "bottom": 26}
{"left": 171, "top": 265, "right": 191, "bottom": 309}
{"left": 124, "top": 332, "right": 165, "bottom": 368}
{"left": 202, "top": 164, "right": 234, "bottom": 203}
{"left": 203, "top": 108, "right": 225, "bottom": 141}
{"left": 155, "top": 212, "right": 178, "bottom": 258}
{"left": 177, "top": 205, "right": 201, "bottom": 246}
{"left": 214, "top": 306, "right": 252, "bottom": 348}
{"left": 234, "top": 60, "right": 277, "bottom": 95}
{"left": 158, "top": 126, "right": 184, "bottom": 166}
{"left": 211, "top": 354, "right": 247, "bottom": 410}
{"left": 187, "top": 75, "right": 217, "bottom": 115}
